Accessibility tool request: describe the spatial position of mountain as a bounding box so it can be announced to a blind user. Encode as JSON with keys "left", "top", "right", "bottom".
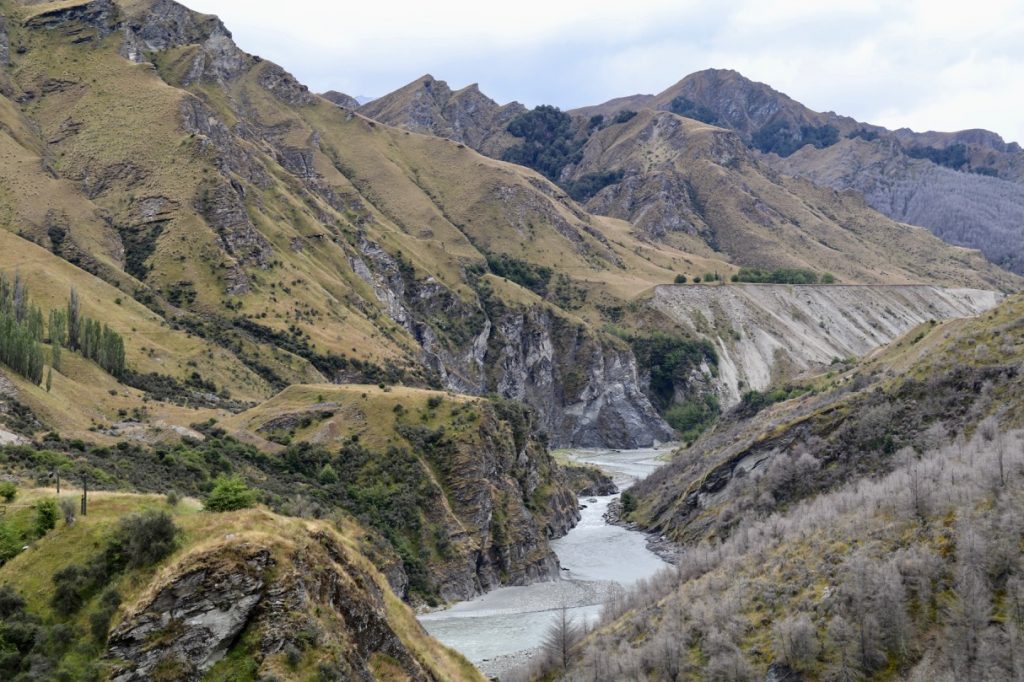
{"left": 0, "top": 0, "right": 693, "bottom": 450}
{"left": 574, "top": 68, "right": 1024, "bottom": 274}
{"left": 358, "top": 74, "right": 526, "bottom": 155}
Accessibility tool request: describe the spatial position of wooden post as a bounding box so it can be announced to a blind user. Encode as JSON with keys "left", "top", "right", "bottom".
{"left": 80, "top": 475, "right": 87, "bottom": 516}
{"left": 55, "top": 469, "right": 60, "bottom": 494}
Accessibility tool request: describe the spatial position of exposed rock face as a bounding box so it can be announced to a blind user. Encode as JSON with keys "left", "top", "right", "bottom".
{"left": 107, "top": 531, "right": 448, "bottom": 681}
{"left": 651, "top": 283, "right": 1004, "bottom": 405}
{"left": 488, "top": 304, "right": 674, "bottom": 448}
{"left": 358, "top": 74, "right": 525, "bottom": 155}
{"left": 25, "top": 0, "right": 119, "bottom": 42}
{"left": 0, "top": 15, "right": 8, "bottom": 67}
{"left": 321, "top": 90, "right": 359, "bottom": 109}
{"left": 350, "top": 237, "right": 670, "bottom": 448}
{"left": 424, "top": 407, "right": 580, "bottom": 600}
{"left": 108, "top": 547, "right": 271, "bottom": 680}
{"left": 195, "top": 181, "right": 272, "bottom": 272}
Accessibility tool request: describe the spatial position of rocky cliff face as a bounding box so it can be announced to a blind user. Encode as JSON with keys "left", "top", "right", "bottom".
{"left": 415, "top": 403, "right": 581, "bottom": 601}
{"left": 485, "top": 302, "right": 674, "bottom": 448}
{"left": 106, "top": 521, "right": 481, "bottom": 681}
{"left": 349, "top": 237, "right": 671, "bottom": 448}
{"left": 651, "top": 283, "right": 1003, "bottom": 405}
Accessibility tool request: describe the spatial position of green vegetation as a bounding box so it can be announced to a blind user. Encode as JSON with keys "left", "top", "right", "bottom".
{"left": 485, "top": 253, "right": 553, "bottom": 296}
{"left": 34, "top": 499, "right": 59, "bottom": 538}
{"left": 735, "top": 384, "right": 810, "bottom": 417}
{"left": 665, "top": 394, "right": 720, "bottom": 444}
{"left": 52, "top": 510, "right": 177, "bottom": 617}
{"left": 205, "top": 475, "right": 258, "bottom": 512}
{"left": 752, "top": 120, "right": 839, "bottom": 156}
{"left": 735, "top": 267, "right": 824, "bottom": 284}
{"left": 612, "top": 110, "right": 637, "bottom": 124}
{"left": 0, "top": 274, "right": 46, "bottom": 384}
{"left": 674, "top": 274, "right": 687, "bottom": 284}
{"left": 905, "top": 142, "right": 969, "bottom": 170}
{"left": 0, "top": 481, "right": 16, "bottom": 502}
{"left": 668, "top": 96, "right": 719, "bottom": 124}
{"left": 846, "top": 127, "right": 880, "bottom": 142}
{"left": 630, "top": 333, "right": 718, "bottom": 412}
{"left": 502, "top": 105, "right": 584, "bottom": 181}
{"left": 564, "top": 170, "right": 624, "bottom": 202}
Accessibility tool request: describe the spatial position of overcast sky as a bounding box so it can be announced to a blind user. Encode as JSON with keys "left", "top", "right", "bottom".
{"left": 187, "top": 0, "right": 1024, "bottom": 143}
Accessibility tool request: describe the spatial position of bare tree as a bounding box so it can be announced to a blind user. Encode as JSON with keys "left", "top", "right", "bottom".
{"left": 773, "top": 613, "right": 819, "bottom": 670}
{"left": 543, "top": 606, "right": 583, "bottom": 673}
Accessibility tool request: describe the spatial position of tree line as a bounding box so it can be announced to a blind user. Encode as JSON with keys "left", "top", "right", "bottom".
{"left": 0, "top": 275, "right": 126, "bottom": 385}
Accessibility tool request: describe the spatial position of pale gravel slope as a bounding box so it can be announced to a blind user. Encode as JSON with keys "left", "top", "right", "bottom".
{"left": 651, "top": 284, "right": 1003, "bottom": 404}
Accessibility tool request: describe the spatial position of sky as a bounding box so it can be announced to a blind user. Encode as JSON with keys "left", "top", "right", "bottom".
{"left": 187, "top": 0, "right": 1024, "bottom": 143}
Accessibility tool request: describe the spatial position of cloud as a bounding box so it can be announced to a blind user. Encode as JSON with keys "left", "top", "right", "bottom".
{"left": 187, "top": 0, "right": 1024, "bottom": 142}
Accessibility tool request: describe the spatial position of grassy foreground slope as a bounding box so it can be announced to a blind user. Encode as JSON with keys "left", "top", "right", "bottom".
{"left": 0, "top": 490, "right": 483, "bottom": 681}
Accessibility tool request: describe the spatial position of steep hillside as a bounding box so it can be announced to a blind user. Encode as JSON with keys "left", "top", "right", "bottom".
{"left": 0, "top": 491, "right": 484, "bottom": 680}
{"left": 650, "top": 283, "right": 1002, "bottom": 404}
{"left": 359, "top": 76, "right": 1019, "bottom": 290}
{"left": 358, "top": 74, "right": 525, "bottom": 156}
{"left": 0, "top": 0, "right": 708, "bottom": 448}
{"left": 0, "top": 383, "right": 579, "bottom": 604}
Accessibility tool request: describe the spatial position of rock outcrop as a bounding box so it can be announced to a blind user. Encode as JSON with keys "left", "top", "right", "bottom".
{"left": 107, "top": 523, "right": 476, "bottom": 681}
{"left": 321, "top": 90, "right": 359, "bottom": 109}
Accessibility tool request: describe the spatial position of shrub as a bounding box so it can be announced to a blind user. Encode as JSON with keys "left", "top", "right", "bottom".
{"left": 0, "top": 481, "right": 16, "bottom": 502}
{"left": 205, "top": 475, "right": 257, "bottom": 512}
{"left": 89, "top": 589, "right": 121, "bottom": 643}
{"left": 34, "top": 499, "right": 58, "bottom": 537}
{"left": 693, "top": 276, "right": 702, "bottom": 283}
{"left": 0, "top": 521, "right": 21, "bottom": 564}
{"left": 674, "top": 274, "right": 687, "bottom": 284}
{"left": 59, "top": 498, "right": 76, "bottom": 525}
{"left": 110, "top": 510, "right": 178, "bottom": 569}
{"left": 165, "top": 490, "right": 180, "bottom": 507}
{"left": 318, "top": 463, "right": 338, "bottom": 485}
{"left": 51, "top": 564, "right": 90, "bottom": 615}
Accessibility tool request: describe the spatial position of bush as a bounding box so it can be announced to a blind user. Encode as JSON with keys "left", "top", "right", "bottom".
{"left": 205, "top": 475, "right": 257, "bottom": 512}
{"left": 34, "top": 499, "right": 58, "bottom": 537}
{"left": 674, "top": 274, "right": 687, "bottom": 284}
{"left": 59, "top": 498, "right": 76, "bottom": 525}
{"left": 89, "top": 589, "right": 121, "bottom": 643}
{"left": 0, "top": 521, "right": 21, "bottom": 564}
{"left": 165, "top": 490, "right": 180, "bottom": 507}
{"left": 110, "top": 510, "right": 178, "bottom": 569}
{"left": 0, "top": 481, "right": 16, "bottom": 502}
{"left": 51, "top": 564, "right": 90, "bottom": 615}
{"left": 693, "top": 276, "right": 702, "bottom": 283}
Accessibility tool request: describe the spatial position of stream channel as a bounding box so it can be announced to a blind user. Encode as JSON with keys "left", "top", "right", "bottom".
{"left": 418, "top": 446, "right": 674, "bottom": 678}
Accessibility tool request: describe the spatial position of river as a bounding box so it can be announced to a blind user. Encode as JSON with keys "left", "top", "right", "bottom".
{"left": 418, "top": 446, "right": 674, "bottom": 678}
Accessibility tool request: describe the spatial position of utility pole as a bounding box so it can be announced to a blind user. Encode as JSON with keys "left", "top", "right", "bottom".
{"left": 80, "top": 475, "right": 88, "bottom": 516}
